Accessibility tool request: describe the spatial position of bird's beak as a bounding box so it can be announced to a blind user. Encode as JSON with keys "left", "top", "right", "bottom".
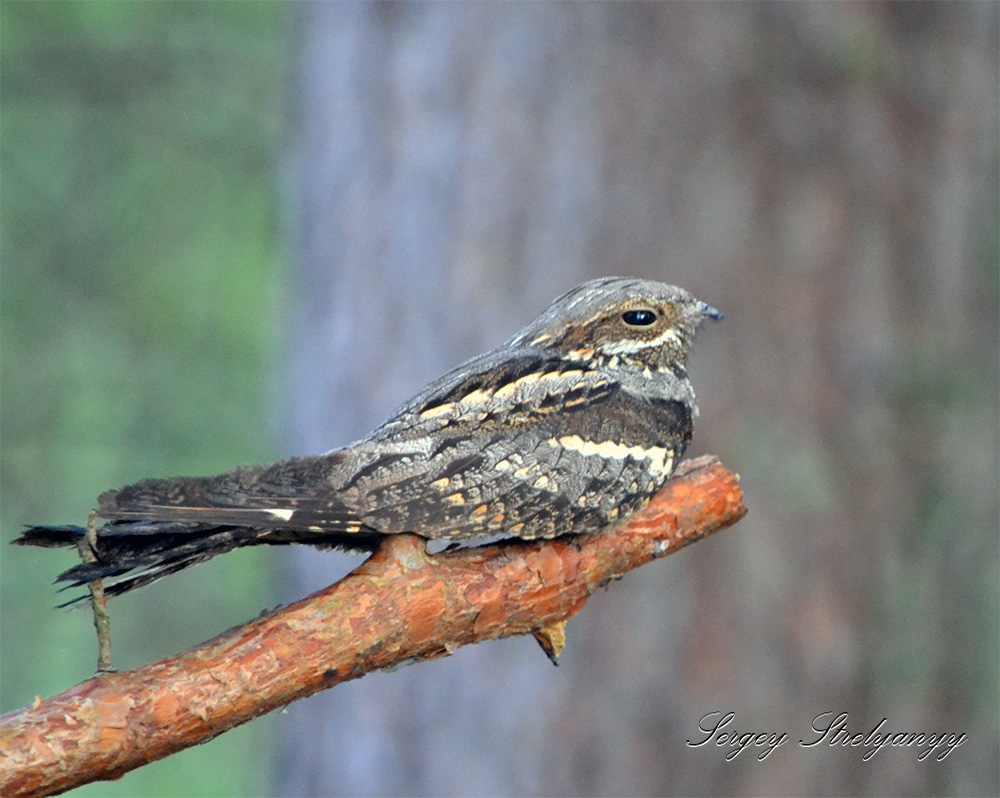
{"left": 698, "top": 301, "right": 723, "bottom": 321}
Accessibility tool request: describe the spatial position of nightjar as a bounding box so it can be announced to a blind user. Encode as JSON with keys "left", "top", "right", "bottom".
{"left": 15, "top": 276, "right": 721, "bottom": 600}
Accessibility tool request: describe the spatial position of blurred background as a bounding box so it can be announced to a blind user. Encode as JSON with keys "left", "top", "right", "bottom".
{"left": 1, "top": 3, "right": 996, "bottom": 796}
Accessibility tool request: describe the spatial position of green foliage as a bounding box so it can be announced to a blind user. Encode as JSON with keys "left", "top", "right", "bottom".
{"left": 1, "top": 3, "right": 291, "bottom": 794}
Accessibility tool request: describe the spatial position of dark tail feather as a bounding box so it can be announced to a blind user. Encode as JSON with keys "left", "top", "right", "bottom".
{"left": 15, "top": 521, "right": 265, "bottom": 606}
{"left": 13, "top": 525, "right": 86, "bottom": 548}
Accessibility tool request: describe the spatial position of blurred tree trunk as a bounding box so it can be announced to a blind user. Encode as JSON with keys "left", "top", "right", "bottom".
{"left": 279, "top": 4, "right": 605, "bottom": 795}
{"left": 280, "top": 3, "right": 998, "bottom": 796}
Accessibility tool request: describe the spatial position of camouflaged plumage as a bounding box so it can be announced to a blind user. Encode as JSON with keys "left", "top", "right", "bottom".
{"left": 16, "top": 277, "right": 720, "bottom": 600}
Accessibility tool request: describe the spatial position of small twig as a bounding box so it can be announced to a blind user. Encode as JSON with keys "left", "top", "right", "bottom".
{"left": 76, "top": 511, "right": 113, "bottom": 672}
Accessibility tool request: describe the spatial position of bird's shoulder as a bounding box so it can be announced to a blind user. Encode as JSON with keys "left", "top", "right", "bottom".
{"left": 367, "top": 346, "right": 618, "bottom": 442}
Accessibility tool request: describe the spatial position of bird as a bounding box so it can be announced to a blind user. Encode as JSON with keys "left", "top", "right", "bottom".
{"left": 14, "top": 276, "right": 721, "bottom": 603}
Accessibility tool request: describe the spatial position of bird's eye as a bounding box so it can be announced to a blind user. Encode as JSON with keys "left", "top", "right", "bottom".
{"left": 622, "top": 308, "right": 657, "bottom": 326}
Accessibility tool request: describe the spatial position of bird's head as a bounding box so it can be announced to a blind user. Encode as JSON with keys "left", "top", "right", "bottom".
{"left": 508, "top": 276, "right": 722, "bottom": 373}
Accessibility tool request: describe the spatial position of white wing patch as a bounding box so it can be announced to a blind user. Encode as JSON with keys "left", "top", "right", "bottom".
{"left": 548, "top": 435, "right": 675, "bottom": 478}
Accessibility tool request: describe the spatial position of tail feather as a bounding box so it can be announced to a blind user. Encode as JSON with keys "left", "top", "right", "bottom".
{"left": 15, "top": 518, "right": 384, "bottom": 605}
{"left": 13, "top": 525, "right": 86, "bottom": 548}
{"left": 16, "top": 521, "right": 264, "bottom": 605}
{"left": 15, "top": 457, "right": 382, "bottom": 604}
{"left": 54, "top": 526, "right": 258, "bottom": 606}
{"left": 96, "top": 460, "right": 370, "bottom": 533}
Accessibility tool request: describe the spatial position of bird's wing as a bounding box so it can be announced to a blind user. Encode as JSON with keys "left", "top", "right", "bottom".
{"left": 91, "top": 352, "right": 540, "bottom": 527}
{"left": 96, "top": 453, "right": 374, "bottom": 534}
{"left": 97, "top": 350, "right": 691, "bottom": 541}
{"left": 334, "top": 350, "right": 693, "bottom": 539}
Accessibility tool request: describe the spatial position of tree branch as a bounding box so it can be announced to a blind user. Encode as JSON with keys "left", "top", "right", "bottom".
{"left": 0, "top": 455, "right": 746, "bottom": 797}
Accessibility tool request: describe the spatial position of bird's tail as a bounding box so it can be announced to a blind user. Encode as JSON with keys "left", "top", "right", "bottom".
{"left": 15, "top": 456, "right": 382, "bottom": 604}
{"left": 13, "top": 521, "right": 278, "bottom": 606}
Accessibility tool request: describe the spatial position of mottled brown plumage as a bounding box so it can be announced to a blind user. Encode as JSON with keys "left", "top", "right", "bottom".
{"left": 15, "top": 277, "right": 720, "bottom": 601}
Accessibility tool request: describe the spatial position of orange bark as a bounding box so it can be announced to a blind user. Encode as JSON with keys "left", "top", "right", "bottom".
{"left": 0, "top": 455, "right": 746, "bottom": 797}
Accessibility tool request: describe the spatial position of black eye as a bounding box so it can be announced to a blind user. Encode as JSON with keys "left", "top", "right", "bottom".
{"left": 622, "top": 308, "right": 657, "bottom": 326}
